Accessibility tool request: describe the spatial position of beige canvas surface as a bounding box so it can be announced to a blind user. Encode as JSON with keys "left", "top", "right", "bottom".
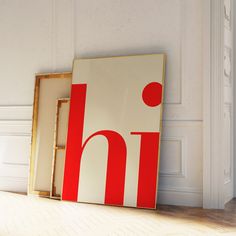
{"left": 33, "top": 77, "right": 71, "bottom": 192}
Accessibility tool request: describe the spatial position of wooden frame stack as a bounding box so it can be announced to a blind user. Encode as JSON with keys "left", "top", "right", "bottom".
{"left": 28, "top": 73, "right": 72, "bottom": 197}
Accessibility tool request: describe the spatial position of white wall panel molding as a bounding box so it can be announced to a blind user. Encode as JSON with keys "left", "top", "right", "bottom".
{"left": 159, "top": 186, "right": 202, "bottom": 194}
{"left": 203, "top": 0, "right": 226, "bottom": 209}
{"left": 0, "top": 176, "right": 27, "bottom": 193}
{"left": 164, "top": 0, "right": 183, "bottom": 106}
{"left": 0, "top": 106, "right": 32, "bottom": 121}
{"left": 162, "top": 0, "right": 203, "bottom": 121}
{"left": 0, "top": 159, "right": 29, "bottom": 177}
{"left": 0, "top": 120, "right": 31, "bottom": 193}
{"left": 160, "top": 136, "right": 186, "bottom": 178}
{"left": 1, "top": 136, "right": 30, "bottom": 166}
{"left": 163, "top": 0, "right": 203, "bottom": 121}
{"left": 159, "top": 121, "right": 202, "bottom": 206}
{"left": 0, "top": 120, "right": 31, "bottom": 136}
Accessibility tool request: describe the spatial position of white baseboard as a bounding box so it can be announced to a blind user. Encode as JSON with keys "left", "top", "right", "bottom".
{"left": 157, "top": 187, "right": 203, "bottom": 207}
{"left": 0, "top": 177, "right": 27, "bottom": 193}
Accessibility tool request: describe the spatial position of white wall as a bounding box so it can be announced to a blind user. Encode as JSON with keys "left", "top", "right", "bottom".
{"left": 0, "top": 0, "right": 74, "bottom": 192}
{"left": 0, "top": 0, "right": 203, "bottom": 206}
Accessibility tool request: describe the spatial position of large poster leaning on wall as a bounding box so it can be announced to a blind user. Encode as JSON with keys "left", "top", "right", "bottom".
{"left": 62, "top": 54, "right": 165, "bottom": 209}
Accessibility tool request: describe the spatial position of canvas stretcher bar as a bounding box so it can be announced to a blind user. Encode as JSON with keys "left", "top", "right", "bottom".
{"left": 50, "top": 98, "right": 70, "bottom": 199}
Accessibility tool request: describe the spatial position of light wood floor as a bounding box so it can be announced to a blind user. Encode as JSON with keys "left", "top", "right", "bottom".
{"left": 0, "top": 191, "right": 235, "bottom": 235}
{"left": 158, "top": 199, "right": 236, "bottom": 233}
